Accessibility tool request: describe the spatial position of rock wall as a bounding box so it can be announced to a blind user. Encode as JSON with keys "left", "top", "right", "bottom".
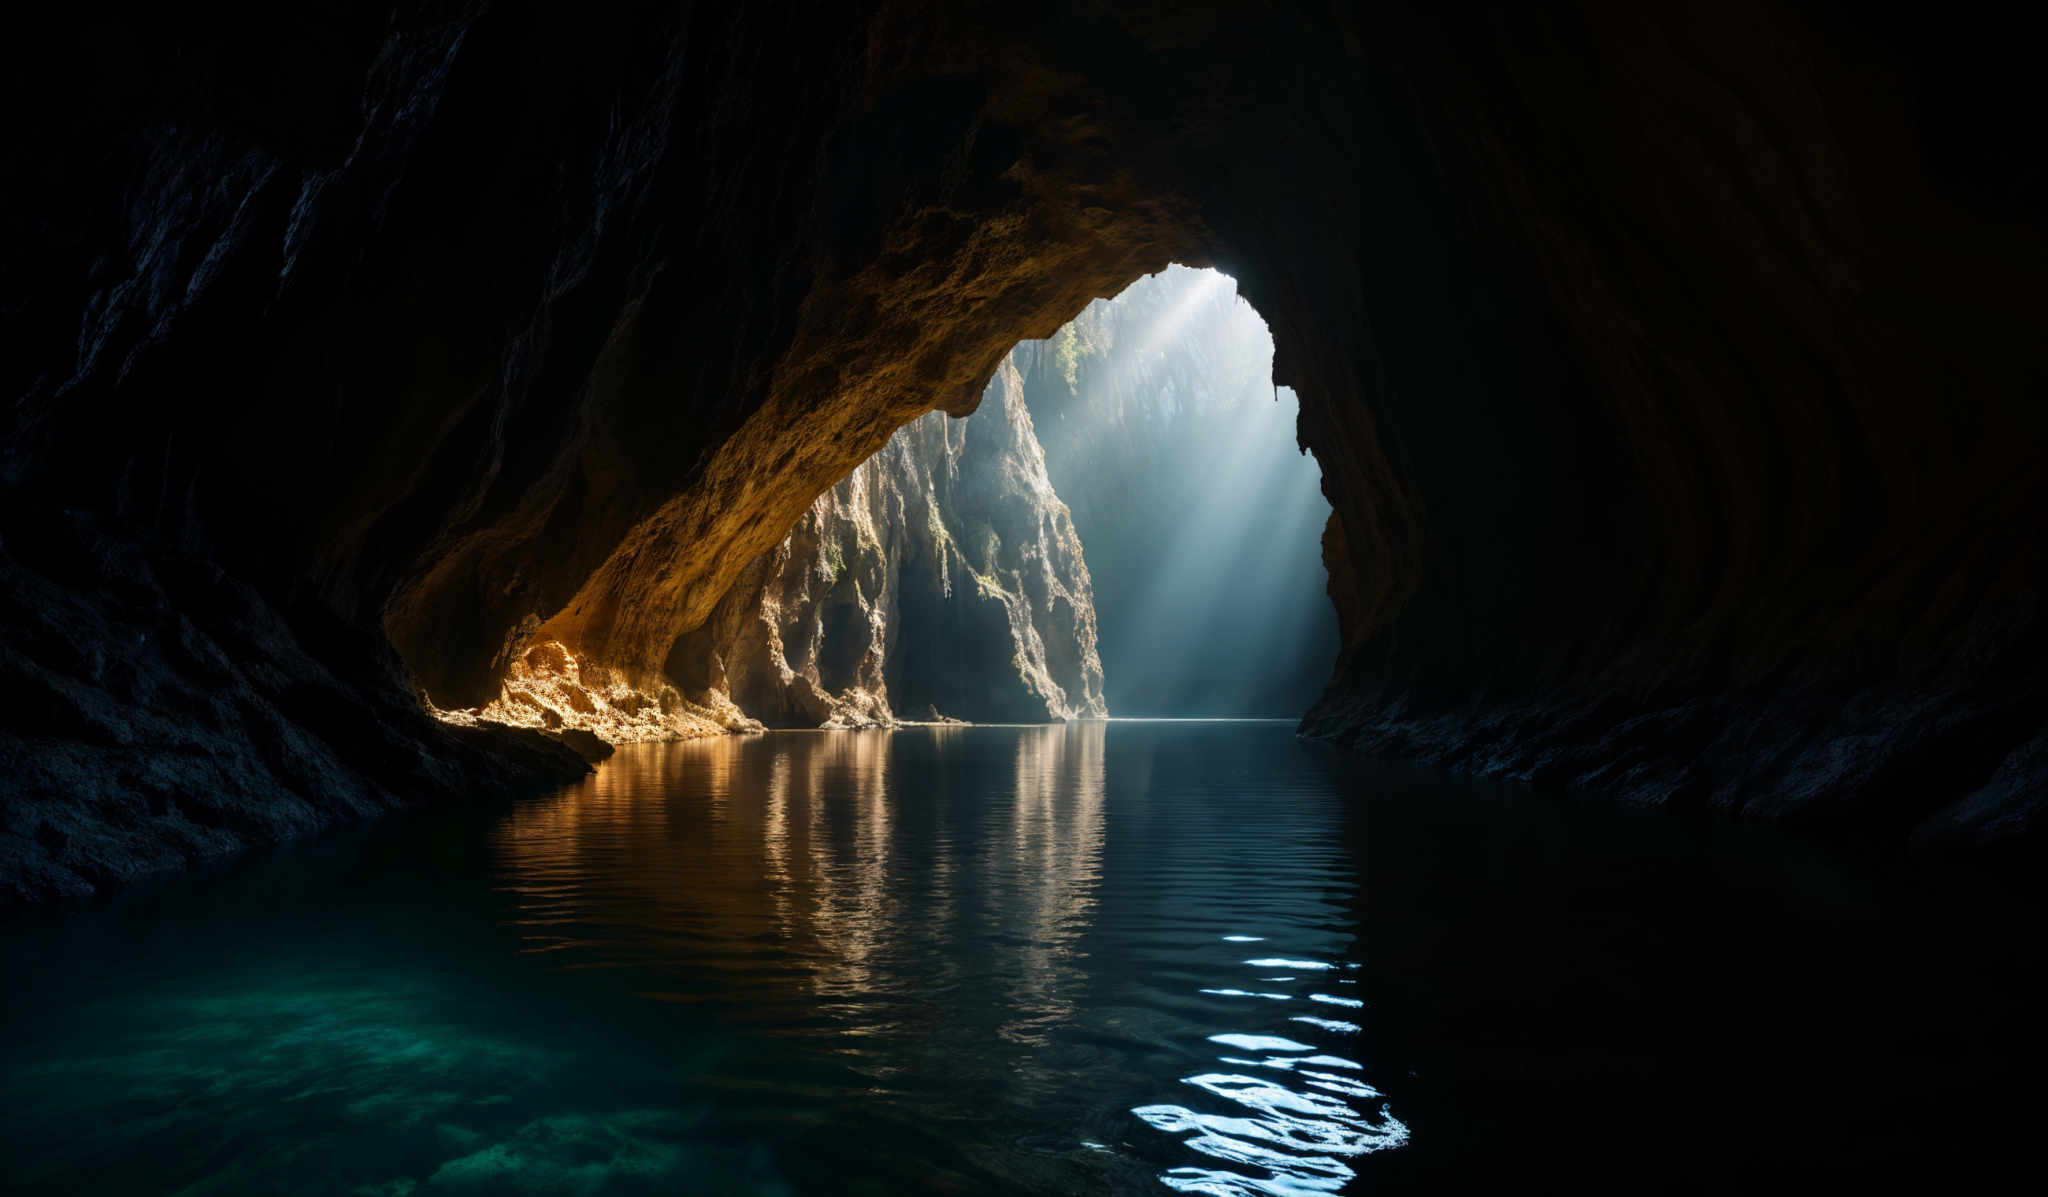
{"left": 433, "top": 635, "right": 764, "bottom": 743}
{"left": 437, "top": 350, "right": 1104, "bottom": 736}
{"left": 1015, "top": 267, "right": 1337, "bottom": 716}
{"left": 0, "top": 503, "right": 588, "bottom": 904}
{"left": 674, "top": 354, "right": 1106, "bottom": 727}
{"left": 5, "top": 0, "right": 2045, "bottom": 882}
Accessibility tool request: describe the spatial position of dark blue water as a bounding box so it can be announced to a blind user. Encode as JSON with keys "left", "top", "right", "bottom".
{"left": 3, "top": 722, "right": 2039, "bottom": 1193}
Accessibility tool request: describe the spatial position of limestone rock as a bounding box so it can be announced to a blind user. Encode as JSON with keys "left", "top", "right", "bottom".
{"left": 677, "top": 355, "right": 1107, "bottom": 727}
{"left": 437, "top": 637, "right": 764, "bottom": 743}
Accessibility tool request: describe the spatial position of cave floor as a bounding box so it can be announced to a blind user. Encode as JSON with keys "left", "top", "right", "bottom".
{"left": 2, "top": 722, "right": 2037, "bottom": 1193}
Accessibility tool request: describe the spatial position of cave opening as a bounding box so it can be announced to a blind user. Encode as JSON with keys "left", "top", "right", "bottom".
{"left": 1011, "top": 265, "right": 1338, "bottom": 718}
{"left": 813, "top": 580, "right": 868, "bottom": 699}
{"left": 443, "top": 265, "right": 1337, "bottom": 736}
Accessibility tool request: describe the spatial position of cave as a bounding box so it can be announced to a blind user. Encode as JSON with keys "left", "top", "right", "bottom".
{"left": 812, "top": 585, "right": 868, "bottom": 701}
{"left": 2, "top": 2, "right": 2043, "bottom": 1192}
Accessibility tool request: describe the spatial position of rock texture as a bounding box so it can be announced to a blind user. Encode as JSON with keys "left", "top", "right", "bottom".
{"left": 674, "top": 355, "right": 1105, "bottom": 727}
{"left": 443, "top": 353, "right": 1106, "bottom": 734}
{"left": 0, "top": 504, "right": 588, "bottom": 904}
{"left": 1016, "top": 266, "right": 1337, "bottom": 716}
{"left": 4, "top": 0, "right": 2045, "bottom": 890}
{"left": 433, "top": 635, "right": 764, "bottom": 742}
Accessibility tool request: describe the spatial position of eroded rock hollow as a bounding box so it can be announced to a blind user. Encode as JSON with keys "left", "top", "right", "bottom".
{"left": 4, "top": 1, "right": 2044, "bottom": 898}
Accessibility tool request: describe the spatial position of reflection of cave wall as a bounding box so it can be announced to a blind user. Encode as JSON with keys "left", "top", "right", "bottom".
{"left": 4, "top": 0, "right": 2046, "bottom": 896}
{"left": 673, "top": 357, "right": 1106, "bottom": 727}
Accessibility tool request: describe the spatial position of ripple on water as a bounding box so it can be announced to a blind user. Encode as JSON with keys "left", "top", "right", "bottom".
{"left": 1131, "top": 949, "right": 1407, "bottom": 1195}
{"left": 2, "top": 724, "right": 1407, "bottom": 1195}
{"left": 1133, "top": 1053, "right": 1409, "bottom": 1195}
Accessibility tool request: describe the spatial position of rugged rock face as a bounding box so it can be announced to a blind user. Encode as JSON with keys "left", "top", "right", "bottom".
{"left": 433, "top": 635, "right": 764, "bottom": 743}
{"left": 0, "top": 504, "right": 588, "bottom": 904}
{"left": 1016, "top": 267, "right": 1336, "bottom": 716}
{"left": 675, "top": 355, "right": 1106, "bottom": 727}
{"left": 439, "top": 351, "right": 1103, "bottom": 736}
{"left": 4, "top": 0, "right": 2045, "bottom": 883}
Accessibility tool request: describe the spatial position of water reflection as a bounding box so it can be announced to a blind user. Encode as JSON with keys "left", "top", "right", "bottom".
{"left": 488, "top": 723, "right": 1394, "bottom": 1192}
{"left": 1004, "top": 722, "right": 1106, "bottom": 1045}
{"left": 6, "top": 723, "right": 2037, "bottom": 1194}
{"left": 492, "top": 725, "right": 1111, "bottom": 1046}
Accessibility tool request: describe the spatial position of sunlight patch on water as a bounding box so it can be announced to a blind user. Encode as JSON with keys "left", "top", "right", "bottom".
{"left": 1208, "top": 1034, "right": 1316, "bottom": 1053}
{"left": 1138, "top": 952, "right": 1407, "bottom": 1194}
{"left": 1133, "top": 1059, "right": 1409, "bottom": 1195}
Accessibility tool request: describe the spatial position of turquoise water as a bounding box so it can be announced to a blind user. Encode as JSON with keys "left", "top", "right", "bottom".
{"left": 2, "top": 722, "right": 2039, "bottom": 1193}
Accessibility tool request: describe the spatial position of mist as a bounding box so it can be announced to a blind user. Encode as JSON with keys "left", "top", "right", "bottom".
{"left": 1017, "top": 266, "right": 1338, "bottom": 717}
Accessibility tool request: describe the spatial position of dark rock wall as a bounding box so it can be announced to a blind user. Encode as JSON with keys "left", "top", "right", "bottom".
{"left": 0, "top": 503, "right": 588, "bottom": 903}
{"left": 5, "top": 1, "right": 2043, "bottom": 865}
{"left": 1282, "top": 5, "right": 2046, "bottom": 842}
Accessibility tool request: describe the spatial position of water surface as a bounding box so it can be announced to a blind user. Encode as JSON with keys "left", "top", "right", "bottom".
{"left": 3, "top": 722, "right": 2038, "bottom": 1193}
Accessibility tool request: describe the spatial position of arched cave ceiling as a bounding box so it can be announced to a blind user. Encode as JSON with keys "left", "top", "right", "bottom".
{"left": 4, "top": 1, "right": 2043, "bottom": 843}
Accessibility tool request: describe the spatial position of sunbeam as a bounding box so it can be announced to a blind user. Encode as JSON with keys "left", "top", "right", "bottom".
{"left": 1022, "top": 267, "right": 1338, "bottom": 717}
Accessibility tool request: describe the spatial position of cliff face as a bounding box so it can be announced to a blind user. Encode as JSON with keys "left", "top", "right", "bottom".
{"left": 674, "top": 355, "right": 1105, "bottom": 727}
{"left": 5, "top": 0, "right": 2046, "bottom": 899}
{"left": 1016, "top": 267, "right": 1337, "bottom": 716}
{"left": 450, "top": 350, "right": 1104, "bottom": 736}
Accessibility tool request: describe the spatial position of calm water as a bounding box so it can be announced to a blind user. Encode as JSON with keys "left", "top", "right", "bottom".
{"left": 3, "top": 722, "right": 2040, "bottom": 1194}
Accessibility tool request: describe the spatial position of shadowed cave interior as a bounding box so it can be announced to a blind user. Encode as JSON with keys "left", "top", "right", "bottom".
{"left": 5, "top": 1, "right": 2045, "bottom": 901}
{"left": 1, "top": 2, "right": 2045, "bottom": 1190}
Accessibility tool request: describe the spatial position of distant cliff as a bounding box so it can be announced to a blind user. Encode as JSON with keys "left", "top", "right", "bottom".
{"left": 677, "top": 354, "right": 1107, "bottom": 726}
{"left": 461, "top": 355, "right": 1107, "bottom": 737}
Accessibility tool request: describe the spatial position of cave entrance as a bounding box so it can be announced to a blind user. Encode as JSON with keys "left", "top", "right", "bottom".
{"left": 671, "top": 265, "right": 1336, "bottom": 726}
{"left": 1008, "top": 266, "right": 1338, "bottom": 718}
{"left": 814, "top": 577, "right": 868, "bottom": 697}
{"left": 452, "top": 268, "right": 1336, "bottom": 735}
